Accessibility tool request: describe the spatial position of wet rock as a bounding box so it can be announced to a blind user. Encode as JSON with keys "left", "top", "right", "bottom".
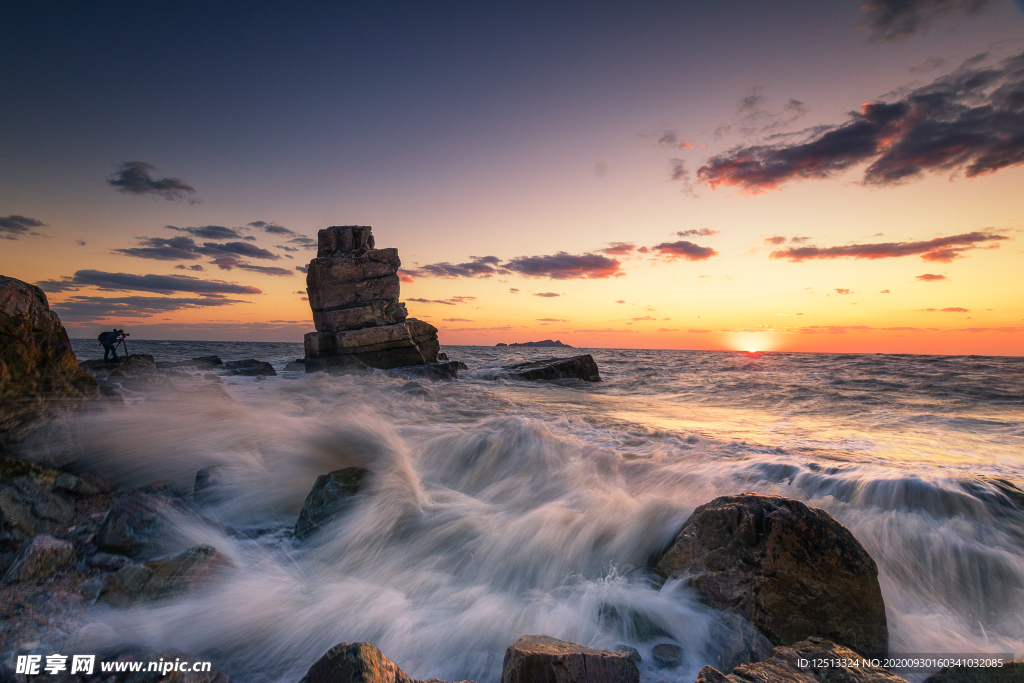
{"left": 65, "top": 622, "right": 124, "bottom": 654}
{"left": 0, "top": 275, "right": 100, "bottom": 444}
{"left": 194, "top": 466, "right": 226, "bottom": 505}
{"left": 923, "top": 661, "right": 1024, "bottom": 683}
{"left": 652, "top": 643, "right": 683, "bottom": 669}
{"left": 504, "top": 355, "right": 601, "bottom": 382}
{"left": 0, "top": 452, "right": 100, "bottom": 496}
{"left": 654, "top": 493, "right": 887, "bottom": 658}
{"left": 1, "top": 534, "right": 75, "bottom": 584}
{"left": 616, "top": 647, "right": 641, "bottom": 666}
{"left": 295, "top": 468, "right": 369, "bottom": 540}
{"left": 96, "top": 491, "right": 176, "bottom": 557}
{"left": 87, "top": 551, "right": 134, "bottom": 571}
{"left": 284, "top": 359, "right": 306, "bottom": 371}
{"left": 501, "top": 635, "right": 639, "bottom": 683}
{"left": 396, "top": 360, "right": 468, "bottom": 380}
{"left": 222, "top": 359, "right": 276, "bottom": 376}
{"left": 706, "top": 611, "right": 775, "bottom": 673}
{"left": 303, "top": 226, "right": 441, "bottom": 372}
{"left": 98, "top": 544, "right": 230, "bottom": 607}
{"left": 696, "top": 637, "right": 906, "bottom": 683}
{"left": 300, "top": 642, "right": 473, "bottom": 683}
{"left": 157, "top": 356, "right": 223, "bottom": 369}
{"left": 0, "top": 477, "right": 74, "bottom": 542}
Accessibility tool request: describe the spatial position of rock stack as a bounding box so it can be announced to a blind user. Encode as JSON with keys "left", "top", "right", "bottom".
{"left": 303, "top": 226, "right": 440, "bottom": 372}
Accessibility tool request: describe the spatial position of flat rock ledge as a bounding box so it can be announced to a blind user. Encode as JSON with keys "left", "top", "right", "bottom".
{"left": 696, "top": 638, "right": 906, "bottom": 683}
{"left": 501, "top": 636, "right": 639, "bottom": 683}
{"left": 654, "top": 493, "right": 888, "bottom": 659}
{"left": 504, "top": 355, "right": 601, "bottom": 382}
{"left": 303, "top": 226, "right": 440, "bottom": 372}
{"left": 300, "top": 642, "right": 474, "bottom": 683}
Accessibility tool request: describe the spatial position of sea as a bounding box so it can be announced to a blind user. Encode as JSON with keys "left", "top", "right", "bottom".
{"left": 63, "top": 339, "right": 1024, "bottom": 683}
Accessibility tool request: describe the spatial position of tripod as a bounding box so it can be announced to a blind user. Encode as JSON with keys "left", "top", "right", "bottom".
{"left": 113, "top": 335, "right": 130, "bottom": 360}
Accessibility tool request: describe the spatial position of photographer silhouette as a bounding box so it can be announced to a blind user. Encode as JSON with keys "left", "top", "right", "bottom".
{"left": 98, "top": 328, "right": 129, "bottom": 362}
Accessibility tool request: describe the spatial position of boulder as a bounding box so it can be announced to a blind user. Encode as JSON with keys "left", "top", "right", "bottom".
{"left": 97, "top": 544, "right": 230, "bottom": 607}
{"left": 0, "top": 452, "right": 100, "bottom": 496}
{"left": 394, "top": 360, "right": 468, "bottom": 381}
{"left": 501, "top": 636, "right": 639, "bottom": 683}
{"left": 923, "top": 661, "right": 1024, "bottom": 683}
{"left": 0, "top": 477, "right": 74, "bottom": 542}
{"left": 96, "top": 491, "right": 177, "bottom": 557}
{"left": 300, "top": 642, "right": 473, "bottom": 683}
{"left": 302, "top": 226, "right": 441, "bottom": 372}
{"left": 504, "top": 355, "right": 601, "bottom": 382}
{"left": 1, "top": 533, "right": 75, "bottom": 584}
{"left": 654, "top": 493, "right": 887, "bottom": 658}
{"left": 0, "top": 275, "right": 99, "bottom": 444}
{"left": 222, "top": 359, "right": 277, "bottom": 376}
{"left": 284, "top": 359, "right": 306, "bottom": 372}
{"left": 294, "top": 468, "right": 368, "bottom": 540}
{"left": 696, "top": 637, "right": 906, "bottom": 683}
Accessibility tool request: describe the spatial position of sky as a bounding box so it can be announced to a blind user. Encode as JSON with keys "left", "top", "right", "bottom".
{"left": 1, "top": 0, "right": 1022, "bottom": 355}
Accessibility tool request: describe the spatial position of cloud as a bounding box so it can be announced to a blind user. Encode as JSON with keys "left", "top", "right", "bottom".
{"left": 764, "top": 236, "right": 787, "bottom": 245}
{"left": 35, "top": 278, "right": 79, "bottom": 293}
{"left": 650, "top": 240, "right": 719, "bottom": 261}
{"left": 296, "top": 265, "right": 309, "bottom": 274}
{"left": 287, "top": 236, "right": 317, "bottom": 249}
{"left": 0, "top": 215, "right": 45, "bottom": 239}
{"left": 76, "top": 240, "right": 87, "bottom": 246}
{"left": 51, "top": 296, "right": 248, "bottom": 322}
{"left": 533, "top": 292, "right": 561, "bottom": 298}
{"left": 639, "top": 129, "right": 695, "bottom": 149}
{"left": 862, "top": 0, "right": 997, "bottom": 41}
{"left": 658, "top": 328, "right": 678, "bottom": 332}
{"left": 167, "top": 225, "right": 243, "bottom": 240}
{"left": 676, "top": 229, "right": 719, "bottom": 238}
{"left": 615, "top": 300, "right": 626, "bottom": 304}
{"left": 248, "top": 221, "right": 294, "bottom": 235}
{"left": 68, "top": 270, "right": 261, "bottom": 295}
{"left": 449, "top": 296, "right": 477, "bottom": 304}
{"left": 600, "top": 242, "right": 637, "bottom": 255}
{"left": 509, "top": 288, "right": 520, "bottom": 293}
{"left": 668, "top": 159, "right": 697, "bottom": 195}
{"left": 107, "top": 162, "right": 196, "bottom": 201}
{"left": 115, "top": 235, "right": 281, "bottom": 262}
{"left": 700, "top": 51, "right": 1024, "bottom": 192}
{"left": 407, "top": 296, "right": 475, "bottom": 306}
{"left": 276, "top": 245, "right": 300, "bottom": 252}
{"left": 688, "top": 329, "right": 713, "bottom": 333}
{"left": 174, "top": 264, "right": 205, "bottom": 272}
{"left": 834, "top": 288, "right": 852, "bottom": 294}
{"left": 536, "top": 318, "right": 568, "bottom": 322}
{"left": 504, "top": 252, "right": 622, "bottom": 279}
{"left": 404, "top": 256, "right": 503, "bottom": 278}
{"left": 880, "top": 289, "right": 891, "bottom": 293}
{"left": 398, "top": 272, "right": 415, "bottom": 283}
{"left": 770, "top": 230, "right": 1007, "bottom": 262}
{"left": 916, "top": 273, "right": 948, "bottom": 281}
{"left": 631, "top": 316, "right": 657, "bottom": 321}
{"left": 208, "top": 257, "right": 295, "bottom": 276}
{"left": 919, "top": 306, "right": 970, "bottom": 312}
{"left": 443, "top": 318, "right": 474, "bottom": 322}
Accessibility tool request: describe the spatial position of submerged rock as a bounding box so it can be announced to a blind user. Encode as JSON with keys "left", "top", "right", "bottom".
{"left": 1, "top": 533, "right": 75, "bottom": 584}
{"left": 300, "top": 642, "right": 474, "bottom": 683}
{"left": 501, "top": 636, "right": 639, "bottom": 683}
{"left": 98, "top": 544, "right": 230, "bottom": 607}
{"left": 303, "top": 226, "right": 441, "bottom": 372}
{"left": 696, "top": 638, "right": 906, "bottom": 683}
{"left": 283, "top": 358, "right": 306, "bottom": 371}
{"left": 222, "top": 359, "right": 276, "bottom": 376}
{"left": 295, "top": 468, "right": 369, "bottom": 540}
{"left": 654, "top": 493, "right": 887, "bottom": 658}
{"left": 0, "top": 275, "right": 99, "bottom": 444}
{"left": 504, "top": 355, "right": 601, "bottom": 382}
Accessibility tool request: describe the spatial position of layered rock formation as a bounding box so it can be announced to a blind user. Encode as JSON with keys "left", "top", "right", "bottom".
{"left": 303, "top": 226, "right": 440, "bottom": 371}
{"left": 0, "top": 275, "right": 99, "bottom": 444}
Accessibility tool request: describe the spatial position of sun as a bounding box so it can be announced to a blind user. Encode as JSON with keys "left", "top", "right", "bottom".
{"left": 748, "top": 348, "right": 757, "bottom": 353}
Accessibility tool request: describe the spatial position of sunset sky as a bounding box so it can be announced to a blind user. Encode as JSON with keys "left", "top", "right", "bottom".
{"left": 2, "top": 1, "right": 1022, "bottom": 354}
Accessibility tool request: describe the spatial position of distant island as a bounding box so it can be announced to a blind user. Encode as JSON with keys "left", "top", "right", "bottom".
{"left": 495, "top": 340, "right": 573, "bottom": 348}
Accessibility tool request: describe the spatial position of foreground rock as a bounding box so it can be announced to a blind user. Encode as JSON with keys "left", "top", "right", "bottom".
{"left": 501, "top": 636, "right": 639, "bottom": 683}
{"left": 504, "top": 355, "right": 601, "bottom": 382}
{"left": 0, "top": 474, "right": 74, "bottom": 542}
{"left": 98, "top": 544, "right": 230, "bottom": 607}
{"left": 395, "top": 360, "right": 468, "bottom": 380}
{"left": 0, "top": 452, "right": 100, "bottom": 496}
{"left": 0, "top": 275, "right": 99, "bottom": 444}
{"left": 655, "top": 493, "right": 887, "bottom": 658}
{"left": 295, "top": 468, "right": 369, "bottom": 540}
{"left": 1, "top": 533, "right": 75, "bottom": 583}
{"left": 697, "top": 638, "right": 906, "bottom": 683}
{"left": 300, "top": 642, "right": 473, "bottom": 683}
{"left": 303, "top": 226, "right": 441, "bottom": 372}
{"left": 96, "top": 491, "right": 177, "bottom": 557}
{"left": 924, "top": 661, "right": 1024, "bottom": 683}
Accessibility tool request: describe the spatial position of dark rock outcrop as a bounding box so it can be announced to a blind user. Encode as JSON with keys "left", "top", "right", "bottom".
{"left": 654, "top": 493, "right": 887, "bottom": 658}
{"left": 303, "top": 226, "right": 440, "bottom": 372}
{"left": 0, "top": 475, "right": 74, "bottom": 542}
{"left": 1, "top": 533, "right": 75, "bottom": 584}
{"left": 0, "top": 275, "right": 99, "bottom": 444}
{"left": 696, "top": 637, "right": 906, "bottom": 683}
{"left": 96, "top": 491, "right": 177, "bottom": 557}
{"left": 504, "top": 355, "right": 601, "bottom": 382}
{"left": 295, "top": 468, "right": 368, "bottom": 540}
{"left": 300, "top": 642, "right": 473, "bottom": 683}
{"left": 222, "top": 359, "right": 276, "bottom": 376}
{"left": 501, "top": 636, "right": 639, "bottom": 683}
{"left": 502, "top": 340, "right": 573, "bottom": 348}
{"left": 98, "top": 544, "right": 230, "bottom": 607}
{"left": 395, "top": 360, "right": 468, "bottom": 381}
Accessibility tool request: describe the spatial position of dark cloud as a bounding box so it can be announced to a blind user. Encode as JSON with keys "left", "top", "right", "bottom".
{"left": 698, "top": 51, "right": 1024, "bottom": 192}
{"left": 167, "top": 225, "right": 242, "bottom": 240}
{"left": 639, "top": 129, "right": 694, "bottom": 149}
{"left": 650, "top": 240, "right": 719, "bottom": 261}
{"left": 668, "top": 159, "right": 697, "bottom": 196}
{"left": 115, "top": 236, "right": 280, "bottom": 262}
{"left": 248, "top": 221, "right": 295, "bottom": 235}
{"left": 107, "top": 162, "right": 196, "bottom": 201}
{"left": 0, "top": 214, "right": 45, "bottom": 239}
{"left": 287, "top": 236, "right": 317, "bottom": 249}
{"left": 916, "top": 273, "right": 948, "bottom": 281}
{"left": 505, "top": 252, "right": 622, "bottom": 279}
{"left": 296, "top": 265, "right": 309, "bottom": 274}
{"left": 771, "top": 230, "right": 1007, "bottom": 262}
{"left": 175, "top": 265, "right": 205, "bottom": 272}
{"left": 51, "top": 295, "right": 247, "bottom": 322}
{"left": 509, "top": 288, "right": 519, "bottom": 293}
{"left": 404, "top": 256, "right": 503, "bottom": 278}
{"left": 449, "top": 296, "right": 477, "bottom": 303}
{"left": 76, "top": 240, "right": 87, "bottom": 246}
{"left": 533, "top": 292, "right": 561, "bottom": 298}
{"left": 676, "top": 229, "right": 719, "bottom": 237}
{"left": 764, "top": 236, "right": 788, "bottom": 245}
{"left": 407, "top": 298, "right": 456, "bottom": 306}
{"left": 208, "top": 257, "right": 295, "bottom": 276}
{"left": 600, "top": 242, "right": 636, "bottom": 255}
{"left": 276, "top": 245, "right": 300, "bottom": 252}
{"left": 35, "top": 278, "right": 79, "bottom": 293}
{"left": 68, "top": 270, "right": 262, "bottom": 295}
{"left": 863, "top": 0, "right": 997, "bottom": 41}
